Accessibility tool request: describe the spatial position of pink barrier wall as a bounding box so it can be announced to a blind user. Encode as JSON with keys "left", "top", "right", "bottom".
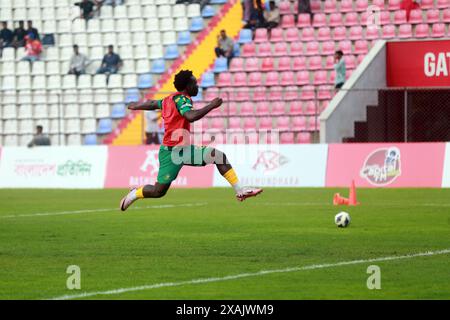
{"left": 326, "top": 143, "right": 446, "bottom": 188}
{"left": 104, "top": 146, "right": 214, "bottom": 188}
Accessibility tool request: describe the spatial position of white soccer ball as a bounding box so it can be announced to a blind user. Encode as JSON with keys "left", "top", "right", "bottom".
{"left": 335, "top": 211, "right": 351, "bottom": 228}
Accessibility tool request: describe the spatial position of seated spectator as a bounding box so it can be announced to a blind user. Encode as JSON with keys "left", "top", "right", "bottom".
{"left": 263, "top": 1, "right": 280, "bottom": 30}
{"left": 333, "top": 50, "right": 346, "bottom": 90}
{"left": 13, "top": 21, "right": 27, "bottom": 48}
{"left": 0, "top": 21, "right": 14, "bottom": 57}
{"left": 69, "top": 44, "right": 90, "bottom": 76}
{"left": 28, "top": 126, "right": 51, "bottom": 147}
{"left": 244, "top": 3, "right": 265, "bottom": 31}
{"left": 21, "top": 34, "right": 42, "bottom": 63}
{"left": 104, "top": 0, "right": 124, "bottom": 6}
{"left": 97, "top": 45, "right": 123, "bottom": 74}
{"left": 26, "top": 20, "right": 40, "bottom": 41}
{"left": 215, "top": 30, "right": 235, "bottom": 66}
{"left": 401, "top": 0, "right": 421, "bottom": 21}
{"left": 76, "top": 0, "right": 96, "bottom": 20}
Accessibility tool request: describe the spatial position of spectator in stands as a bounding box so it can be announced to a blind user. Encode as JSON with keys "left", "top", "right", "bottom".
{"left": 145, "top": 110, "right": 161, "bottom": 145}
{"left": 0, "top": 21, "right": 14, "bottom": 57}
{"left": 215, "top": 30, "right": 235, "bottom": 66}
{"left": 263, "top": 1, "right": 280, "bottom": 31}
{"left": 298, "top": 0, "right": 313, "bottom": 19}
{"left": 104, "top": 0, "right": 124, "bottom": 6}
{"left": 333, "top": 50, "right": 346, "bottom": 90}
{"left": 97, "top": 45, "right": 123, "bottom": 74}
{"left": 69, "top": 44, "right": 90, "bottom": 76}
{"left": 76, "top": 0, "right": 96, "bottom": 20}
{"left": 26, "top": 21, "right": 40, "bottom": 41}
{"left": 13, "top": 21, "right": 27, "bottom": 48}
{"left": 243, "top": 1, "right": 265, "bottom": 31}
{"left": 21, "top": 34, "right": 42, "bottom": 63}
{"left": 401, "top": 0, "right": 421, "bottom": 21}
{"left": 28, "top": 126, "right": 51, "bottom": 148}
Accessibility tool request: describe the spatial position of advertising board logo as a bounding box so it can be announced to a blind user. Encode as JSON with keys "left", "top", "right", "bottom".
{"left": 360, "top": 147, "right": 401, "bottom": 186}
{"left": 140, "top": 150, "right": 159, "bottom": 175}
{"left": 252, "top": 150, "right": 289, "bottom": 173}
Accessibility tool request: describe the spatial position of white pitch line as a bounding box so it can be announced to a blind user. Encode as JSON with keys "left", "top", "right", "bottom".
{"left": 1, "top": 202, "right": 207, "bottom": 219}
{"left": 49, "top": 248, "right": 450, "bottom": 300}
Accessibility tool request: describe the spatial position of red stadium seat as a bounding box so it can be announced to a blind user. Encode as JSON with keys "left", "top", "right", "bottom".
{"left": 261, "top": 57, "right": 274, "bottom": 71}
{"left": 426, "top": 9, "right": 440, "bottom": 24}
{"left": 431, "top": 23, "right": 445, "bottom": 38}
{"left": 296, "top": 71, "right": 310, "bottom": 85}
{"left": 253, "top": 87, "right": 267, "bottom": 101}
{"left": 344, "top": 13, "right": 359, "bottom": 26}
{"left": 278, "top": 57, "right": 292, "bottom": 71}
{"left": 228, "top": 117, "right": 242, "bottom": 131}
{"left": 300, "top": 85, "right": 315, "bottom": 100}
{"left": 393, "top": 10, "right": 407, "bottom": 24}
{"left": 296, "top": 132, "right": 311, "bottom": 143}
{"left": 420, "top": 0, "right": 434, "bottom": 9}
{"left": 265, "top": 72, "right": 280, "bottom": 86}
{"left": 268, "top": 86, "right": 283, "bottom": 101}
{"left": 233, "top": 72, "right": 247, "bottom": 87}
{"left": 444, "top": 9, "right": 450, "bottom": 23}
{"left": 340, "top": 0, "right": 353, "bottom": 12}
{"left": 324, "top": 0, "right": 338, "bottom": 13}
{"left": 311, "top": 0, "right": 321, "bottom": 12}
{"left": 254, "top": 28, "right": 268, "bottom": 43}
{"left": 270, "top": 28, "right": 284, "bottom": 42}
{"left": 318, "top": 86, "right": 333, "bottom": 100}
{"left": 217, "top": 73, "right": 232, "bottom": 87}
{"left": 289, "top": 42, "right": 303, "bottom": 56}
{"left": 285, "top": 28, "right": 300, "bottom": 42}
{"left": 243, "top": 117, "right": 257, "bottom": 132}
{"left": 308, "top": 117, "right": 319, "bottom": 131}
{"left": 321, "top": 41, "right": 336, "bottom": 55}
{"left": 304, "top": 101, "right": 317, "bottom": 115}
{"left": 227, "top": 103, "right": 238, "bottom": 115}
{"left": 271, "top": 101, "right": 286, "bottom": 115}
{"left": 248, "top": 72, "right": 263, "bottom": 86}
{"left": 240, "top": 102, "right": 254, "bottom": 115}
{"left": 317, "top": 27, "right": 332, "bottom": 41}
{"left": 242, "top": 43, "right": 256, "bottom": 57}
{"left": 229, "top": 58, "right": 244, "bottom": 72}
{"left": 256, "top": 101, "right": 270, "bottom": 114}
{"left": 290, "top": 101, "right": 304, "bottom": 115}
{"left": 344, "top": 55, "right": 356, "bottom": 69}
{"left": 365, "top": 25, "right": 380, "bottom": 39}
{"left": 414, "top": 24, "right": 430, "bottom": 38}
{"left": 211, "top": 118, "right": 225, "bottom": 131}
{"left": 437, "top": 0, "right": 450, "bottom": 9}
{"left": 329, "top": 13, "right": 344, "bottom": 27}
{"left": 333, "top": 27, "right": 347, "bottom": 40}
{"left": 297, "top": 14, "right": 311, "bottom": 27}
{"left": 276, "top": 116, "right": 290, "bottom": 130}
{"left": 309, "top": 56, "right": 323, "bottom": 70}
{"left": 305, "top": 41, "right": 320, "bottom": 56}
{"left": 313, "top": 13, "right": 327, "bottom": 27}
{"left": 372, "top": 0, "right": 386, "bottom": 9}
{"left": 259, "top": 117, "right": 273, "bottom": 130}
{"left": 280, "top": 132, "right": 295, "bottom": 144}
{"left": 301, "top": 27, "right": 315, "bottom": 41}
{"left": 293, "top": 57, "right": 307, "bottom": 70}
{"left": 234, "top": 88, "right": 251, "bottom": 101}
{"left": 409, "top": 10, "right": 423, "bottom": 24}
{"left": 382, "top": 25, "right": 396, "bottom": 39}
{"left": 292, "top": 117, "right": 307, "bottom": 131}
{"left": 388, "top": 0, "right": 401, "bottom": 10}
{"left": 245, "top": 57, "right": 259, "bottom": 72}
{"left": 314, "top": 71, "right": 328, "bottom": 85}
{"left": 380, "top": 11, "right": 391, "bottom": 25}
{"left": 278, "top": 1, "right": 292, "bottom": 14}
{"left": 273, "top": 42, "right": 288, "bottom": 56}
{"left": 398, "top": 24, "right": 412, "bottom": 38}
{"left": 257, "top": 42, "right": 272, "bottom": 57}
{"left": 354, "top": 40, "right": 369, "bottom": 54}
{"left": 349, "top": 26, "right": 363, "bottom": 40}
{"left": 280, "top": 71, "right": 295, "bottom": 86}
{"left": 338, "top": 40, "right": 352, "bottom": 54}
{"left": 325, "top": 56, "right": 335, "bottom": 70}
{"left": 281, "top": 15, "right": 296, "bottom": 28}
{"left": 356, "top": 0, "right": 368, "bottom": 12}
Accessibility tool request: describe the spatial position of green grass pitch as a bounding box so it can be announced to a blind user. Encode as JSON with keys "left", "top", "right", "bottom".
{"left": 0, "top": 188, "right": 449, "bottom": 300}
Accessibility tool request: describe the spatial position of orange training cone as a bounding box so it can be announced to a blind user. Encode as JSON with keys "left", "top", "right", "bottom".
{"left": 348, "top": 180, "right": 360, "bottom": 206}
{"left": 333, "top": 193, "right": 349, "bottom": 205}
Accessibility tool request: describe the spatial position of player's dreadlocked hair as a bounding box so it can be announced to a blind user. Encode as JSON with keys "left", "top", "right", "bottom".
{"left": 174, "top": 70, "right": 193, "bottom": 92}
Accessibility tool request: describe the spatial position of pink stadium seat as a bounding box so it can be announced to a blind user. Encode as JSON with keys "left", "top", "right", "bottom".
{"left": 261, "top": 57, "right": 274, "bottom": 71}
{"left": 296, "top": 132, "right": 311, "bottom": 143}
{"left": 365, "top": 25, "right": 380, "bottom": 39}
{"left": 273, "top": 42, "right": 288, "bottom": 56}
{"left": 380, "top": 11, "right": 391, "bottom": 25}
{"left": 257, "top": 42, "right": 272, "bottom": 57}
{"left": 322, "top": 41, "right": 336, "bottom": 55}
{"left": 211, "top": 118, "right": 225, "bottom": 131}
{"left": 355, "top": 0, "right": 368, "bottom": 12}
{"left": 290, "top": 101, "right": 304, "bottom": 115}
{"left": 415, "top": 24, "right": 430, "bottom": 38}
{"left": 372, "top": 0, "right": 386, "bottom": 9}
{"left": 444, "top": 9, "right": 450, "bottom": 23}
{"left": 300, "top": 86, "right": 315, "bottom": 100}
{"left": 297, "top": 14, "right": 311, "bottom": 27}
{"left": 254, "top": 28, "right": 268, "bottom": 43}
{"left": 278, "top": 57, "right": 291, "bottom": 71}
{"left": 229, "top": 58, "right": 244, "bottom": 72}
{"left": 431, "top": 23, "right": 445, "bottom": 38}
{"left": 292, "top": 117, "right": 307, "bottom": 131}
{"left": 354, "top": 40, "right": 369, "bottom": 54}
{"left": 382, "top": 25, "right": 396, "bottom": 39}
{"left": 329, "top": 72, "right": 336, "bottom": 84}
{"left": 345, "top": 13, "right": 359, "bottom": 26}
{"left": 289, "top": 42, "right": 303, "bottom": 56}
{"left": 293, "top": 57, "right": 307, "bottom": 70}
{"left": 280, "top": 132, "right": 295, "bottom": 144}
{"left": 329, "top": 13, "right": 344, "bottom": 27}
{"left": 398, "top": 24, "right": 413, "bottom": 38}
{"left": 357, "top": 54, "right": 366, "bottom": 64}
{"left": 285, "top": 87, "right": 299, "bottom": 101}
{"left": 333, "top": 27, "right": 347, "bottom": 40}
{"left": 268, "top": 86, "right": 283, "bottom": 101}
{"left": 317, "top": 27, "right": 332, "bottom": 41}
{"left": 314, "top": 71, "right": 328, "bottom": 85}
{"left": 311, "top": 0, "right": 321, "bottom": 12}
{"left": 320, "top": 100, "right": 330, "bottom": 113}
{"left": 227, "top": 104, "right": 238, "bottom": 115}
{"left": 308, "top": 117, "right": 319, "bottom": 131}
{"left": 344, "top": 55, "right": 356, "bottom": 69}
{"left": 280, "top": 71, "right": 295, "bottom": 86}
{"left": 256, "top": 101, "right": 270, "bottom": 114}
{"left": 278, "top": 1, "right": 292, "bottom": 14}
{"left": 409, "top": 10, "right": 423, "bottom": 24}
{"left": 313, "top": 13, "right": 327, "bottom": 27}
{"left": 259, "top": 117, "right": 273, "bottom": 130}
{"left": 245, "top": 57, "right": 259, "bottom": 72}
{"left": 265, "top": 72, "right": 280, "bottom": 86}
{"left": 228, "top": 117, "right": 242, "bottom": 131}
{"left": 248, "top": 72, "right": 263, "bottom": 86}
{"left": 270, "top": 28, "right": 284, "bottom": 42}
{"left": 276, "top": 117, "right": 290, "bottom": 130}
{"left": 285, "top": 28, "right": 300, "bottom": 42}
{"left": 243, "top": 118, "right": 257, "bottom": 131}
{"left": 325, "top": 56, "right": 335, "bottom": 69}
{"left": 393, "top": 10, "right": 407, "bottom": 24}
{"left": 340, "top": 0, "right": 353, "bottom": 12}
{"left": 420, "top": 0, "right": 434, "bottom": 9}
{"left": 388, "top": 0, "right": 401, "bottom": 10}
{"left": 426, "top": 9, "right": 440, "bottom": 24}
{"left": 304, "top": 101, "right": 317, "bottom": 115}
{"left": 234, "top": 88, "right": 251, "bottom": 101}
{"left": 309, "top": 56, "right": 323, "bottom": 70}
{"left": 240, "top": 102, "right": 254, "bottom": 115}
{"left": 324, "top": 0, "right": 338, "bottom": 13}
{"left": 281, "top": 15, "right": 296, "bottom": 28}
{"left": 346, "top": 69, "right": 353, "bottom": 80}
{"left": 301, "top": 27, "right": 315, "bottom": 41}
{"left": 437, "top": 0, "right": 450, "bottom": 9}
{"left": 232, "top": 72, "right": 247, "bottom": 87}
{"left": 338, "top": 40, "right": 352, "bottom": 54}
{"left": 349, "top": 26, "right": 363, "bottom": 40}
{"left": 305, "top": 41, "right": 320, "bottom": 56}
{"left": 242, "top": 43, "right": 256, "bottom": 57}
{"left": 217, "top": 73, "right": 232, "bottom": 87}
{"left": 271, "top": 101, "right": 286, "bottom": 115}
{"left": 296, "top": 71, "right": 310, "bottom": 85}
{"left": 253, "top": 87, "right": 267, "bottom": 101}
{"left": 204, "top": 87, "right": 218, "bottom": 101}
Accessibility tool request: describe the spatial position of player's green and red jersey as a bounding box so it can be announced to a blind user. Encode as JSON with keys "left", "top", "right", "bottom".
{"left": 156, "top": 93, "right": 193, "bottom": 147}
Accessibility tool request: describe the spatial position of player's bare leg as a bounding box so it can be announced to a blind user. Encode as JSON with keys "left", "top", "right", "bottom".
{"left": 208, "top": 149, "right": 263, "bottom": 202}
{"left": 120, "top": 183, "right": 170, "bottom": 211}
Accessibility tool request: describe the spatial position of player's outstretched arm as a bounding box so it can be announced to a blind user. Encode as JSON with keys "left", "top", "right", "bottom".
{"left": 127, "top": 100, "right": 160, "bottom": 111}
{"left": 183, "top": 97, "right": 223, "bottom": 123}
